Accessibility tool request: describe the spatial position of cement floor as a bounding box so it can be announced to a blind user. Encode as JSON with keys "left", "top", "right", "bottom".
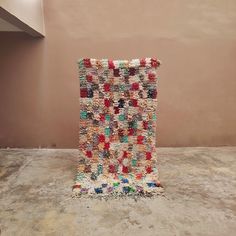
{"left": 0, "top": 147, "right": 236, "bottom": 236}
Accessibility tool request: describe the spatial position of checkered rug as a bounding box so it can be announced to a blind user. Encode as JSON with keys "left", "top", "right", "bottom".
{"left": 73, "top": 58, "right": 163, "bottom": 197}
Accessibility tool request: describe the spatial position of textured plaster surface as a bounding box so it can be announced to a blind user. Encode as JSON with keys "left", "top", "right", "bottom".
{"left": 0, "top": 147, "right": 236, "bottom": 235}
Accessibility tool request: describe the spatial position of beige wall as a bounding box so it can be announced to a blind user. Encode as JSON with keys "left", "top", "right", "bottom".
{"left": 0, "top": 0, "right": 236, "bottom": 148}
{"left": 0, "top": 0, "right": 45, "bottom": 35}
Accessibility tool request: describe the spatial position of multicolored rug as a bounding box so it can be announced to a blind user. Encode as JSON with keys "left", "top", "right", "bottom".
{"left": 73, "top": 58, "right": 163, "bottom": 197}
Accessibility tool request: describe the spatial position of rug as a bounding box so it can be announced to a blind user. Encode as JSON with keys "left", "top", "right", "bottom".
{"left": 73, "top": 58, "right": 163, "bottom": 197}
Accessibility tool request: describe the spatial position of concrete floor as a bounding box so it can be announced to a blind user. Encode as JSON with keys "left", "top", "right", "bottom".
{"left": 0, "top": 148, "right": 236, "bottom": 236}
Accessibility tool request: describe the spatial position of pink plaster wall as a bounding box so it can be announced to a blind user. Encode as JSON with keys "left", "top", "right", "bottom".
{"left": 0, "top": 0, "right": 236, "bottom": 148}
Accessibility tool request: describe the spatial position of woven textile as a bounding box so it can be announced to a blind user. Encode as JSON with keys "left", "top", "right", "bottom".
{"left": 73, "top": 58, "right": 162, "bottom": 197}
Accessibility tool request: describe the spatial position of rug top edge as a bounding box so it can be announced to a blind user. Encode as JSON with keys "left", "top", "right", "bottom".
{"left": 77, "top": 58, "right": 161, "bottom": 68}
